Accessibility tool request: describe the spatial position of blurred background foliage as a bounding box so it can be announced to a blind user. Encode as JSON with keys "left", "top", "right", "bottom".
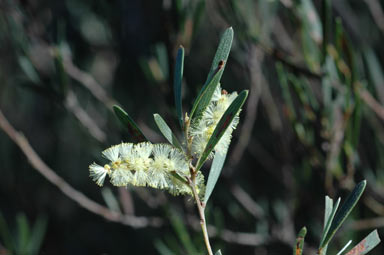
{"left": 1, "top": 0, "right": 384, "bottom": 254}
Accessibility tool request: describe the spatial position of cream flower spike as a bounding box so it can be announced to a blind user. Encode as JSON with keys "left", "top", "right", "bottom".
{"left": 89, "top": 142, "right": 205, "bottom": 196}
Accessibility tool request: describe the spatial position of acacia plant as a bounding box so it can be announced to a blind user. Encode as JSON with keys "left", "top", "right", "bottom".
{"left": 88, "top": 27, "right": 246, "bottom": 255}
{"left": 88, "top": 28, "right": 381, "bottom": 255}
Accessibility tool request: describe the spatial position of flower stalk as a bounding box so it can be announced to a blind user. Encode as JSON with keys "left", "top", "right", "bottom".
{"left": 188, "top": 176, "right": 213, "bottom": 255}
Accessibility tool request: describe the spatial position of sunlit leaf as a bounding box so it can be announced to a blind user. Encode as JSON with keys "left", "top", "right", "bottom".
{"left": 293, "top": 226, "right": 307, "bottom": 255}
{"left": 320, "top": 180, "right": 366, "bottom": 249}
{"left": 204, "top": 149, "right": 228, "bottom": 203}
{"left": 320, "top": 197, "right": 341, "bottom": 249}
{"left": 345, "top": 230, "right": 380, "bottom": 255}
{"left": 153, "top": 113, "right": 182, "bottom": 150}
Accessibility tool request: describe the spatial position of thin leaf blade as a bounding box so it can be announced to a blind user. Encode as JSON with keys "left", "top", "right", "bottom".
{"left": 174, "top": 46, "right": 185, "bottom": 127}
{"left": 206, "top": 27, "right": 233, "bottom": 85}
{"left": 27, "top": 216, "right": 47, "bottom": 255}
{"left": 320, "top": 180, "right": 367, "bottom": 248}
{"left": 196, "top": 90, "right": 248, "bottom": 171}
{"left": 293, "top": 226, "right": 307, "bottom": 255}
{"left": 113, "top": 105, "right": 147, "bottom": 142}
{"left": 204, "top": 148, "right": 228, "bottom": 203}
{"left": 320, "top": 197, "right": 341, "bottom": 248}
{"left": 190, "top": 67, "right": 224, "bottom": 121}
{"left": 153, "top": 113, "right": 182, "bottom": 150}
{"left": 345, "top": 230, "right": 381, "bottom": 255}
{"left": 190, "top": 27, "right": 233, "bottom": 119}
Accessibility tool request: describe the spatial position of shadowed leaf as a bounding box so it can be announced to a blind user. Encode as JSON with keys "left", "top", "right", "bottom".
{"left": 113, "top": 105, "right": 147, "bottom": 142}
{"left": 174, "top": 46, "right": 185, "bottom": 128}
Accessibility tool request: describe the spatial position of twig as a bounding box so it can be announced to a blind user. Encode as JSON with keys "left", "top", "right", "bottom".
{"left": 65, "top": 90, "right": 106, "bottom": 143}
{"left": 359, "top": 87, "right": 384, "bottom": 121}
{"left": 187, "top": 215, "right": 266, "bottom": 246}
{"left": 364, "top": 0, "right": 384, "bottom": 34}
{"left": 230, "top": 184, "right": 264, "bottom": 219}
{"left": 0, "top": 109, "right": 162, "bottom": 228}
{"left": 61, "top": 53, "right": 117, "bottom": 109}
{"left": 188, "top": 177, "right": 213, "bottom": 255}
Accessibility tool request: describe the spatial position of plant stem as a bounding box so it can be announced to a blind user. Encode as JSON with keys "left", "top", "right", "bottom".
{"left": 189, "top": 178, "right": 213, "bottom": 255}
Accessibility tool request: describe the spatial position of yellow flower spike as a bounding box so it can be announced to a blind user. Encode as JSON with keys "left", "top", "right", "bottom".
{"left": 89, "top": 142, "right": 205, "bottom": 196}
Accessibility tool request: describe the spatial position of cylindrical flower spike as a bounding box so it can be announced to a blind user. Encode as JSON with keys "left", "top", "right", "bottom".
{"left": 89, "top": 142, "right": 205, "bottom": 196}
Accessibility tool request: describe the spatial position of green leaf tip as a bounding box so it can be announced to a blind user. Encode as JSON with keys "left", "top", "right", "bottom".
{"left": 190, "top": 27, "right": 234, "bottom": 120}
{"left": 320, "top": 180, "right": 367, "bottom": 249}
{"left": 174, "top": 46, "right": 185, "bottom": 128}
{"left": 293, "top": 226, "right": 307, "bottom": 255}
{"left": 113, "top": 105, "right": 147, "bottom": 142}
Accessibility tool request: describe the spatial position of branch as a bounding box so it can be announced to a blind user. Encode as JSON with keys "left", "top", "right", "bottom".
{"left": 61, "top": 53, "right": 117, "bottom": 109}
{"left": 0, "top": 109, "right": 162, "bottom": 228}
{"left": 65, "top": 90, "right": 106, "bottom": 143}
{"left": 359, "top": 87, "right": 384, "bottom": 121}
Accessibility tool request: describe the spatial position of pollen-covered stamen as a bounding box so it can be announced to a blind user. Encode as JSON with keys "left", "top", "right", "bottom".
{"left": 89, "top": 142, "right": 204, "bottom": 196}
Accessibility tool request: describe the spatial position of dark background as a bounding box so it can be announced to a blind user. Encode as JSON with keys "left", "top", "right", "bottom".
{"left": 1, "top": 0, "right": 384, "bottom": 254}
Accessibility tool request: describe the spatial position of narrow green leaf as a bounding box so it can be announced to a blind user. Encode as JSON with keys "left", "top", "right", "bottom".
{"left": 153, "top": 114, "right": 182, "bottom": 150}
{"left": 190, "top": 67, "right": 224, "bottom": 121}
{"left": 154, "top": 239, "right": 176, "bottom": 255}
{"left": 170, "top": 171, "right": 188, "bottom": 185}
{"left": 113, "top": 105, "right": 147, "bottom": 142}
{"left": 205, "top": 27, "right": 233, "bottom": 85}
{"left": 215, "top": 250, "right": 223, "bottom": 255}
{"left": 169, "top": 212, "right": 198, "bottom": 254}
{"left": 16, "top": 213, "right": 30, "bottom": 252}
{"left": 27, "top": 216, "right": 47, "bottom": 255}
{"left": 345, "top": 230, "right": 381, "bottom": 255}
{"left": 320, "top": 180, "right": 367, "bottom": 249}
{"left": 174, "top": 46, "right": 185, "bottom": 128}
{"left": 320, "top": 197, "right": 341, "bottom": 248}
{"left": 293, "top": 227, "right": 307, "bottom": 255}
{"left": 204, "top": 149, "right": 228, "bottom": 203}
{"left": 196, "top": 90, "right": 248, "bottom": 171}
{"left": 190, "top": 27, "right": 234, "bottom": 119}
